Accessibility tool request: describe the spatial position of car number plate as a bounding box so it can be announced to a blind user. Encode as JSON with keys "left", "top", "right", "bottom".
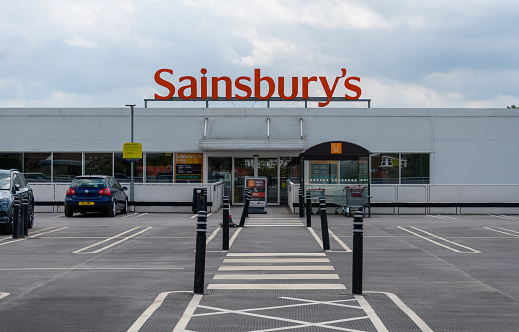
{"left": 79, "top": 202, "right": 94, "bottom": 205}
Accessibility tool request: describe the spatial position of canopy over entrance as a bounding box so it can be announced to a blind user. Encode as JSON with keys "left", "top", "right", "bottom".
{"left": 299, "top": 141, "right": 370, "bottom": 216}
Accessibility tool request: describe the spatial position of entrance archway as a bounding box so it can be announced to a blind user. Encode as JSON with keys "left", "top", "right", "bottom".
{"left": 300, "top": 141, "right": 370, "bottom": 215}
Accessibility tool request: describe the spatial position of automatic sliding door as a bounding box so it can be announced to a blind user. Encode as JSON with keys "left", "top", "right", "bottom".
{"left": 258, "top": 158, "right": 278, "bottom": 204}
{"left": 234, "top": 158, "right": 254, "bottom": 203}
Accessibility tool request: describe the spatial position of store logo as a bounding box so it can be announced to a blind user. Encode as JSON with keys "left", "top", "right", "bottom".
{"left": 331, "top": 143, "right": 342, "bottom": 154}
{"left": 154, "top": 68, "right": 362, "bottom": 107}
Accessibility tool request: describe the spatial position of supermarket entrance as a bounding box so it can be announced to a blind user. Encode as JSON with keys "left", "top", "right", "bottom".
{"left": 207, "top": 155, "right": 300, "bottom": 205}
{"left": 300, "top": 141, "right": 370, "bottom": 215}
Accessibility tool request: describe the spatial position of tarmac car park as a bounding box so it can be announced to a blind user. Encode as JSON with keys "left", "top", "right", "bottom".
{"left": 1, "top": 209, "right": 519, "bottom": 331}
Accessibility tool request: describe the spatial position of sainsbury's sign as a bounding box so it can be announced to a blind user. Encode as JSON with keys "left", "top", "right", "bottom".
{"left": 154, "top": 68, "right": 361, "bottom": 107}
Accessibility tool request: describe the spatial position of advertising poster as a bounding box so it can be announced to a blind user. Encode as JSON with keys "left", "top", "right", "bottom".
{"left": 245, "top": 177, "right": 267, "bottom": 208}
{"left": 175, "top": 153, "right": 203, "bottom": 183}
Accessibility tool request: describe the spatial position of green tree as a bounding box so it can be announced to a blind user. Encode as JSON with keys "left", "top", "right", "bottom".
{"left": 507, "top": 105, "right": 517, "bottom": 108}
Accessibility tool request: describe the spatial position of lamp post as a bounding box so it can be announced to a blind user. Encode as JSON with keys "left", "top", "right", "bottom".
{"left": 126, "top": 104, "right": 136, "bottom": 206}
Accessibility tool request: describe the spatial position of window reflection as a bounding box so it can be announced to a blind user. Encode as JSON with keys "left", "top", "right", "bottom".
{"left": 85, "top": 153, "right": 113, "bottom": 176}
{"left": 24, "top": 153, "right": 51, "bottom": 182}
{"left": 146, "top": 153, "right": 173, "bottom": 183}
{"left": 53, "top": 153, "right": 82, "bottom": 182}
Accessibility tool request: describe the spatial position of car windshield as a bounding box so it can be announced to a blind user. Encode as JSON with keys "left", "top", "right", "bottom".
{"left": 70, "top": 178, "right": 106, "bottom": 189}
{"left": 0, "top": 174, "right": 10, "bottom": 190}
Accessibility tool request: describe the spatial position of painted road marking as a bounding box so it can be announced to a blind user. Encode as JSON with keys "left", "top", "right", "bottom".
{"left": 73, "top": 227, "right": 152, "bottom": 254}
{"left": 190, "top": 296, "right": 384, "bottom": 331}
{"left": 428, "top": 215, "right": 458, "bottom": 220}
{"left": 127, "top": 291, "right": 193, "bottom": 332}
{"left": 226, "top": 253, "right": 326, "bottom": 256}
{"left": 219, "top": 265, "right": 335, "bottom": 271}
{"left": 191, "top": 213, "right": 213, "bottom": 219}
{"left": 329, "top": 229, "right": 353, "bottom": 252}
{"left": 365, "top": 291, "right": 433, "bottom": 332}
{"left": 398, "top": 226, "right": 480, "bottom": 253}
{"left": 484, "top": 227, "right": 519, "bottom": 237}
{"left": 0, "top": 267, "right": 183, "bottom": 271}
{"left": 0, "top": 227, "right": 68, "bottom": 247}
{"left": 207, "top": 284, "right": 347, "bottom": 290}
{"left": 223, "top": 258, "right": 330, "bottom": 263}
{"left": 0, "top": 292, "right": 9, "bottom": 300}
{"left": 214, "top": 274, "right": 340, "bottom": 280}
{"left": 490, "top": 214, "right": 519, "bottom": 221}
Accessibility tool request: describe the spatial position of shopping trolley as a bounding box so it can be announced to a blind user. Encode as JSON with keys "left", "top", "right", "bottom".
{"left": 338, "top": 186, "right": 368, "bottom": 217}
{"left": 306, "top": 188, "right": 325, "bottom": 214}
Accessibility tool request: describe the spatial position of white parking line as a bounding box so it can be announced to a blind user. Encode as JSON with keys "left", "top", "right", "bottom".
{"left": 490, "top": 214, "right": 519, "bottom": 221}
{"left": 329, "top": 230, "right": 353, "bottom": 252}
{"left": 0, "top": 292, "right": 9, "bottom": 300}
{"left": 484, "top": 227, "right": 519, "bottom": 237}
{"left": 0, "top": 227, "right": 68, "bottom": 247}
{"left": 398, "top": 226, "right": 480, "bottom": 253}
{"left": 73, "top": 227, "right": 152, "bottom": 254}
{"left": 126, "top": 291, "right": 194, "bottom": 332}
{"left": 206, "top": 227, "right": 220, "bottom": 244}
{"left": 364, "top": 291, "right": 433, "bottom": 332}
{"left": 428, "top": 215, "right": 458, "bottom": 220}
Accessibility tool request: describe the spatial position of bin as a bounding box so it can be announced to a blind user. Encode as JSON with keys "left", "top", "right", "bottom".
{"left": 192, "top": 188, "right": 207, "bottom": 213}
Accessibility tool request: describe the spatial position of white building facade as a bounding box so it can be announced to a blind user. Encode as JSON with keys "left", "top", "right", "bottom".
{"left": 1, "top": 107, "right": 518, "bottom": 214}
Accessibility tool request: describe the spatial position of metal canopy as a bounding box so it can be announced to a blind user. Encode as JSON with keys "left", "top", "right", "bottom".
{"left": 301, "top": 141, "right": 370, "bottom": 160}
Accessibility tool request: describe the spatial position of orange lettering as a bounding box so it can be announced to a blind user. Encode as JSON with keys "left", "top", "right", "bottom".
{"left": 278, "top": 77, "right": 298, "bottom": 99}
{"left": 302, "top": 76, "right": 317, "bottom": 99}
{"left": 154, "top": 69, "right": 175, "bottom": 100}
{"left": 200, "top": 68, "right": 208, "bottom": 99}
{"left": 235, "top": 76, "right": 252, "bottom": 100}
{"left": 344, "top": 77, "right": 362, "bottom": 100}
{"left": 178, "top": 76, "right": 197, "bottom": 99}
{"left": 212, "top": 76, "right": 232, "bottom": 99}
{"left": 254, "top": 69, "right": 275, "bottom": 100}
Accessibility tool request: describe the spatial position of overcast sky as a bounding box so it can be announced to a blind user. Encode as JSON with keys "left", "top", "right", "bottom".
{"left": 1, "top": 0, "right": 518, "bottom": 108}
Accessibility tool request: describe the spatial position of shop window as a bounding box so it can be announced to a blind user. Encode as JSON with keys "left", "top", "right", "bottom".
{"left": 401, "top": 153, "right": 430, "bottom": 184}
{"left": 85, "top": 153, "right": 113, "bottom": 176}
{"left": 175, "top": 153, "right": 203, "bottom": 183}
{"left": 146, "top": 153, "right": 173, "bottom": 183}
{"left": 371, "top": 153, "right": 429, "bottom": 184}
{"left": 0, "top": 153, "right": 23, "bottom": 172}
{"left": 53, "top": 153, "right": 82, "bottom": 182}
{"left": 114, "top": 153, "right": 143, "bottom": 183}
{"left": 24, "top": 153, "right": 51, "bottom": 182}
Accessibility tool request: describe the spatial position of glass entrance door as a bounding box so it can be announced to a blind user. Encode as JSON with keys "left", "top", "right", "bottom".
{"left": 258, "top": 158, "right": 278, "bottom": 204}
{"left": 234, "top": 158, "right": 254, "bottom": 203}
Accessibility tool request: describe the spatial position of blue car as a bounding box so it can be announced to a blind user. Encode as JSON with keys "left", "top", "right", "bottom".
{"left": 64, "top": 175, "right": 129, "bottom": 217}
{"left": 0, "top": 169, "right": 35, "bottom": 234}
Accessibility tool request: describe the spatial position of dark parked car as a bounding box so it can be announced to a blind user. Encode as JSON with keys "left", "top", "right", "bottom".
{"left": 0, "top": 169, "right": 35, "bottom": 234}
{"left": 64, "top": 175, "right": 128, "bottom": 217}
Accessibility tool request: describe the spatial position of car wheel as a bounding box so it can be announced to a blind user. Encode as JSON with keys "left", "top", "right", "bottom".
{"left": 121, "top": 199, "right": 128, "bottom": 214}
{"left": 107, "top": 201, "right": 116, "bottom": 217}
{"left": 65, "top": 206, "right": 74, "bottom": 217}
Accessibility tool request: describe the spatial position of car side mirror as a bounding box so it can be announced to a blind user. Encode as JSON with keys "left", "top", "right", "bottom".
{"left": 122, "top": 186, "right": 128, "bottom": 191}
{"left": 14, "top": 184, "right": 21, "bottom": 192}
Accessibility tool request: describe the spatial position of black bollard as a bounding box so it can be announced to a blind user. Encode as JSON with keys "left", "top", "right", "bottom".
{"left": 306, "top": 191, "right": 312, "bottom": 227}
{"left": 23, "top": 195, "right": 29, "bottom": 237}
{"left": 239, "top": 191, "right": 251, "bottom": 227}
{"left": 352, "top": 211, "right": 364, "bottom": 295}
{"left": 299, "top": 188, "right": 304, "bottom": 217}
{"left": 12, "top": 196, "right": 23, "bottom": 239}
{"left": 202, "top": 188, "right": 208, "bottom": 212}
{"left": 319, "top": 197, "right": 330, "bottom": 251}
{"left": 194, "top": 211, "right": 207, "bottom": 294}
{"left": 222, "top": 196, "right": 230, "bottom": 250}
